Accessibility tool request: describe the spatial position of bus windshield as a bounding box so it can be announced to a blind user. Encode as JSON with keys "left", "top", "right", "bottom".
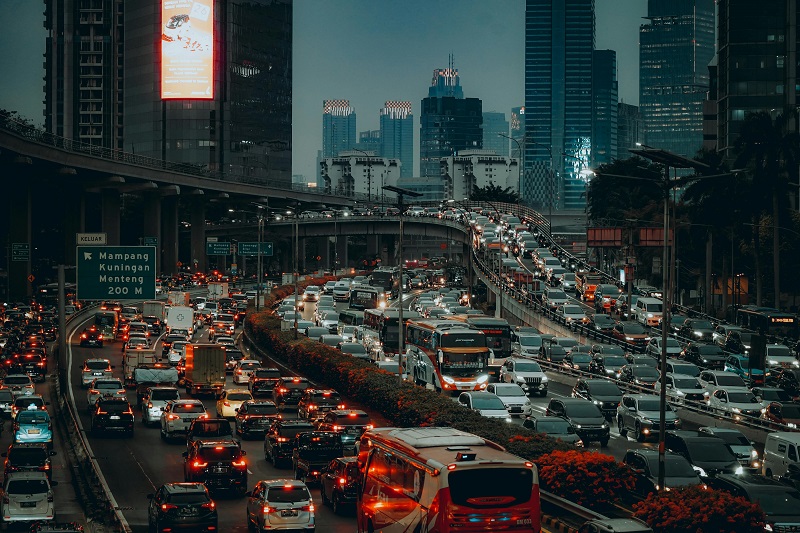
{"left": 439, "top": 333, "right": 485, "bottom": 348}
{"left": 449, "top": 468, "right": 533, "bottom": 507}
{"left": 442, "top": 352, "right": 486, "bottom": 376}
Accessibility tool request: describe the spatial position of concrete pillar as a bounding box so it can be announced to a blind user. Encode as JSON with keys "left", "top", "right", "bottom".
{"left": 8, "top": 180, "right": 32, "bottom": 301}
{"left": 143, "top": 192, "right": 162, "bottom": 274}
{"left": 367, "top": 235, "right": 379, "bottom": 257}
{"left": 162, "top": 196, "right": 179, "bottom": 275}
{"left": 101, "top": 189, "right": 121, "bottom": 246}
{"left": 190, "top": 196, "right": 206, "bottom": 273}
{"left": 336, "top": 237, "right": 349, "bottom": 270}
{"left": 319, "top": 237, "right": 331, "bottom": 272}
{"left": 63, "top": 188, "right": 85, "bottom": 267}
{"left": 279, "top": 240, "right": 291, "bottom": 273}
{"left": 299, "top": 238, "right": 307, "bottom": 273}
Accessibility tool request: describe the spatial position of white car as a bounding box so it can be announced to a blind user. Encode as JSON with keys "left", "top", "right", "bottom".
{"left": 513, "top": 333, "right": 543, "bottom": 358}
{"left": 87, "top": 378, "right": 126, "bottom": 410}
{"left": 457, "top": 392, "right": 512, "bottom": 422}
{"left": 556, "top": 304, "right": 588, "bottom": 325}
{"left": 2, "top": 375, "right": 35, "bottom": 399}
{"left": 499, "top": 358, "right": 549, "bottom": 396}
{"left": 1, "top": 472, "right": 55, "bottom": 524}
{"left": 215, "top": 389, "right": 254, "bottom": 418}
{"left": 170, "top": 328, "right": 192, "bottom": 342}
{"left": 160, "top": 399, "right": 208, "bottom": 439}
{"left": 168, "top": 341, "right": 188, "bottom": 365}
{"left": 766, "top": 344, "right": 799, "bottom": 370}
{"left": 697, "top": 370, "right": 747, "bottom": 393}
{"left": 81, "top": 358, "right": 113, "bottom": 387}
{"left": 233, "top": 360, "right": 262, "bottom": 384}
{"left": 707, "top": 386, "right": 763, "bottom": 421}
{"left": 486, "top": 383, "right": 533, "bottom": 418}
{"left": 332, "top": 281, "right": 351, "bottom": 302}
{"left": 645, "top": 337, "right": 683, "bottom": 358}
{"left": 215, "top": 336, "right": 235, "bottom": 347}
{"left": 653, "top": 373, "right": 707, "bottom": 405}
{"left": 141, "top": 386, "right": 181, "bottom": 426}
{"left": 319, "top": 311, "right": 340, "bottom": 332}
{"left": 302, "top": 286, "right": 321, "bottom": 302}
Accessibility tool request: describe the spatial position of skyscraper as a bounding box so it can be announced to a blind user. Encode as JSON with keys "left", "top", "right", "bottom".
{"left": 524, "top": 0, "right": 595, "bottom": 211}
{"left": 322, "top": 100, "right": 357, "bottom": 158}
{"left": 482, "top": 112, "right": 510, "bottom": 157}
{"left": 419, "top": 65, "right": 483, "bottom": 178}
{"left": 380, "top": 101, "right": 414, "bottom": 178}
{"left": 639, "top": 0, "right": 715, "bottom": 159}
{"left": 592, "top": 50, "right": 618, "bottom": 168}
{"left": 510, "top": 106, "right": 525, "bottom": 159}
{"left": 617, "top": 103, "right": 642, "bottom": 160}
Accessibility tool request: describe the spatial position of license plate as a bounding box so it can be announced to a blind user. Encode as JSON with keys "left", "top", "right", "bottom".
{"left": 27, "top": 429, "right": 41, "bottom": 434}
{"left": 20, "top": 501, "right": 36, "bottom": 508}
{"left": 110, "top": 415, "right": 120, "bottom": 420}
{"left": 346, "top": 427, "right": 361, "bottom": 434}
{"left": 183, "top": 418, "right": 194, "bottom": 422}
{"left": 281, "top": 509, "right": 298, "bottom": 517}
{"left": 93, "top": 372, "right": 103, "bottom": 376}
{"left": 179, "top": 507, "right": 198, "bottom": 516}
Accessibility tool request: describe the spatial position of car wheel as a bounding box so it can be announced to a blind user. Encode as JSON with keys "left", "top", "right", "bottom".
{"left": 634, "top": 424, "right": 644, "bottom": 443}
{"left": 321, "top": 486, "right": 329, "bottom": 506}
{"left": 600, "top": 438, "right": 609, "bottom": 447}
{"left": 332, "top": 493, "right": 342, "bottom": 515}
{"left": 540, "top": 390, "right": 548, "bottom": 397}
{"left": 617, "top": 417, "right": 627, "bottom": 437}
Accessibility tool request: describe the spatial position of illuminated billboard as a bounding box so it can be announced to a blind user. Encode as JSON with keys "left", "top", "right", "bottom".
{"left": 161, "top": 0, "right": 214, "bottom": 99}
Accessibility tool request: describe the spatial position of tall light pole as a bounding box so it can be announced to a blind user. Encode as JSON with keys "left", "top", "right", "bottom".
{"left": 498, "top": 133, "right": 523, "bottom": 204}
{"left": 256, "top": 213, "right": 264, "bottom": 311}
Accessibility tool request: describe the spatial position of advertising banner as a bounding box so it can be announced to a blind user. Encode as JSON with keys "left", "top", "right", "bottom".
{"left": 161, "top": 0, "right": 214, "bottom": 99}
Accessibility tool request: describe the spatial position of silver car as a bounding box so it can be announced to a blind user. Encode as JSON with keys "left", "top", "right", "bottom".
{"left": 81, "top": 358, "right": 113, "bottom": 387}
{"left": 246, "top": 479, "right": 315, "bottom": 532}
{"left": 87, "top": 378, "right": 126, "bottom": 410}
{"left": 2, "top": 375, "right": 35, "bottom": 399}
{"left": 1, "top": 471, "right": 56, "bottom": 524}
{"left": 142, "top": 386, "right": 181, "bottom": 426}
{"left": 160, "top": 399, "right": 208, "bottom": 440}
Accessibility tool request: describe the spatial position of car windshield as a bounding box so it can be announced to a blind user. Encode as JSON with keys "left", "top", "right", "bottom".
{"left": 623, "top": 324, "right": 647, "bottom": 334}
{"left": 514, "top": 362, "right": 542, "bottom": 373}
{"left": 254, "top": 369, "right": 280, "bottom": 379}
{"left": 638, "top": 399, "right": 673, "bottom": 412}
{"left": 587, "top": 381, "right": 621, "bottom": 395}
{"left": 717, "top": 375, "right": 746, "bottom": 386}
{"left": 760, "top": 389, "right": 793, "bottom": 402}
{"left": 519, "top": 336, "right": 542, "bottom": 347}
{"left": 708, "top": 431, "right": 750, "bottom": 446}
{"left": 536, "top": 419, "right": 574, "bottom": 434}
{"left": 247, "top": 404, "right": 279, "bottom": 415}
{"left": 267, "top": 486, "right": 311, "bottom": 503}
{"left": 689, "top": 441, "right": 735, "bottom": 461}
{"left": 100, "top": 401, "right": 129, "bottom": 413}
{"left": 662, "top": 456, "right": 697, "bottom": 477}
{"left": 673, "top": 377, "right": 702, "bottom": 389}
{"left": 633, "top": 367, "right": 660, "bottom": 379}
{"left": 603, "top": 356, "right": 628, "bottom": 367}
{"left": 240, "top": 363, "right": 260, "bottom": 370}
{"left": 728, "top": 392, "right": 759, "bottom": 403}
{"left": 493, "top": 385, "right": 526, "bottom": 397}
{"left": 471, "top": 396, "right": 507, "bottom": 410}
{"left": 169, "top": 493, "right": 209, "bottom": 504}
{"left": 769, "top": 346, "right": 793, "bottom": 357}
{"left": 4, "top": 377, "right": 31, "bottom": 385}
{"left": 17, "top": 411, "right": 49, "bottom": 424}
{"left": 226, "top": 392, "right": 252, "bottom": 401}
{"left": 565, "top": 403, "right": 603, "bottom": 417}
{"left": 198, "top": 447, "right": 241, "bottom": 460}
{"left": 780, "top": 404, "right": 800, "bottom": 419}
{"left": 85, "top": 361, "right": 109, "bottom": 370}
{"left": 284, "top": 381, "right": 309, "bottom": 390}
{"left": 547, "top": 290, "right": 567, "bottom": 299}
{"left": 151, "top": 389, "right": 179, "bottom": 401}
{"left": 341, "top": 344, "right": 366, "bottom": 353}
{"left": 750, "top": 488, "right": 800, "bottom": 516}
{"left": 699, "top": 345, "right": 724, "bottom": 355}
{"left": 594, "top": 315, "right": 615, "bottom": 324}
{"left": 96, "top": 381, "right": 122, "bottom": 389}
{"left": 191, "top": 421, "right": 232, "bottom": 436}
{"left": 572, "top": 354, "right": 592, "bottom": 363}
{"left": 7, "top": 448, "right": 46, "bottom": 465}
{"left": 692, "top": 321, "right": 714, "bottom": 330}
{"left": 323, "top": 312, "right": 340, "bottom": 321}
{"left": 563, "top": 306, "right": 583, "bottom": 314}
{"left": 671, "top": 364, "right": 699, "bottom": 376}
{"left": 173, "top": 403, "right": 206, "bottom": 414}
{"left": 6, "top": 479, "right": 49, "bottom": 494}
{"left": 598, "top": 345, "right": 625, "bottom": 355}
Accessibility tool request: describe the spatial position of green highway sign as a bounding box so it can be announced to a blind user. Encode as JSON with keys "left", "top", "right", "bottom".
{"left": 237, "top": 242, "right": 273, "bottom": 256}
{"left": 143, "top": 236, "right": 158, "bottom": 246}
{"left": 76, "top": 246, "right": 156, "bottom": 300}
{"left": 11, "top": 243, "right": 29, "bottom": 262}
{"left": 206, "top": 242, "right": 231, "bottom": 255}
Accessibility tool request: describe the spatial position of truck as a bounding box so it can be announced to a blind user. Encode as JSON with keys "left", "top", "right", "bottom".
{"left": 133, "top": 364, "right": 179, "bottom": 407}
{"left": 142, "top": 300, "right": 166, "bottom": 323}
{"left": 122, "top": 345, "right": 158, "bottom": 387}
{"left": 166, "top": 306, "right": 195, "bottom": 336}
{"left": 167, "top": 291, "right": 190, "bottom": 307}
{"left": 575, "top": 271, "right": 603, "bottom": 302}
{"left": 183, "top": 343, "right": 226, "bottom": 397}
{"left": 293, "top": 431, "right": 344, "bottom": 485}
{"left": 207, "top": 281, "right": 228, "bottom": 301}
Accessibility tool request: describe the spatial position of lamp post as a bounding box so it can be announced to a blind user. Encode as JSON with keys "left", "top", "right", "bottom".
{"left": 497, "top": 133, "right": 523, "bottom": 204}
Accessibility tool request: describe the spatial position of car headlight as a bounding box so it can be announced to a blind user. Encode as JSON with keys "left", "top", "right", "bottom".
{"left": 789, "top": 423, "right": 798, "bottom": 429}
{"left": 693, "top": 465, "right": 708, "bottom": 477}
{"left": 769, "top": 360, "right": 780, "bottom": 366}
{"left": 794, "top": 361, "right": 800, "bottom": 368}
{"left": 601, "top": 422, "right": 609, "bottom": 429}
{"left": 592, "top": 400, "right": 600, "bottom": 405}
{"left": 476, "top": 375, "right": 489, "bottom": 384}
{"left": 574, "top": 423, "right": 582, "bottom": 429}
{"left": 541, "top": 376, "right": 548, "bottom": 383}
{"left": 731, "top": 407, "right": 741, "bottom": 413}
{"left": 735, "top": 465, "right": 744, "bottom": 475}
{"left": 442, "top": 376, "right": 455, "bottom": 384}
{"left": 751, "top": 450, "right": 759, "bottom": 458}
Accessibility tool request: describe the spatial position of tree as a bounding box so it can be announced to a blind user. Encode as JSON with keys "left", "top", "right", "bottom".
{"left": 586, "top": 157, "right": 664, "bottom": 225}
{"left": 470, "top": 182, "right": 520, "bottom": 204}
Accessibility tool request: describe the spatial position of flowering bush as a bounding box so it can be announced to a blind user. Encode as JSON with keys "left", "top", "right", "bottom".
{"left": 536, "top": 450, "right": 636, "bottom": 510}
{"left": 632, "top": 484, "right": 765, "bottom": 532}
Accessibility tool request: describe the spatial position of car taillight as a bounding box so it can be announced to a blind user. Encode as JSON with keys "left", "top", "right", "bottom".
{"left": 366, "top": 424, "right": 374, "bottom": 430}
{"left": 236, "top": 369, "right": 243, "bottom": 374}
{"left": 167, "top": 414, "right": 180, "bottom": 421}
{"left": 43, "top": 464, "right": 50, "bottom": 470}
{"left": 338, "top": 404, "right": 346, "bottom": 409}
{"left": 338, "top": 477, "right": 346, "bottom": 485}
{"left": 147, "top": 402, "right": 153, "bottom": 408}
{"left": 201, "top": 501, "right": 215, "bottom": 510}
{"left": 161, "top": 503, "right": 178, "bottom": 511}
{"left": 98, "top": 335, "right": 103, "bottom": 340}
{"left": 47, "top": 492, "right": 53, "bottom": 503}
{"left": 232, "top": 459, "right": 246, "bottom": 467}
{"left": 302, "top": 504, "right": 315, "bottom": 512}
{"left": 262, "top": 505, "right": 274, "bottom": 514}
{"left": 192, "top": 461, "right": 208, "bottom": 468}
{"left": 332, "top": 425, "right": 343, "bottom": 431}
{"left": 308, "top": 405, "right": 317, "bottom": 410}
{"left": 279, "top": 388, "right": 288, "bottom": 393}
{"left": 276, "top": 437, "right": 289, "bottom": 442}
{"left": 223, "top": 401, "right": 230, "bottom": 406}
{"left": 80, "top": 334, "right": 87, "bottom": 339}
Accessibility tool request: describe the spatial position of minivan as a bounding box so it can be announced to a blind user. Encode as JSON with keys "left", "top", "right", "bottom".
{"left": 763, "top": 432, "right": 800, "bottom": 478}
{"left": 633, "top": 297, "right": 664, "bottom": 327}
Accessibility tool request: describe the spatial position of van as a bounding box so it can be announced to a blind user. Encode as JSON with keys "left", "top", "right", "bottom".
{"left": 633, "top": 297, "right": 664, "bottom": 327}
{"left": 763, "top": 432, "right": 800, "bottom": 478}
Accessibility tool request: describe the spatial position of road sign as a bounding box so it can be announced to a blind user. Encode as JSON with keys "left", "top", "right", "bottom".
{"left": 231, "top": 263, "right": 238, "bottom": 275}
{"left": 76, "top": 246, "right": 156, "bottom": 300}
{"left": 206, "top": 237, "right": 218, "bottom": 243}
{"left": 27, "top": 275, "right": 34, "bottom": 283}
{"left": 143, "top": 236, "right": 158, "bottom": 246}
{"left": 11, "top": 243, "right": 29, "bottom": 262}
{"left": 206, "top": 242, "right": 231, "bottom": 255}
{"left": 237, "top": 242, "right": 274, "bottom": 256}
{"left": 77, "top": 233, "right": 107, "bottom": 246}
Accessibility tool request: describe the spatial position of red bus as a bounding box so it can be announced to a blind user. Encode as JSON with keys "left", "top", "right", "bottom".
{"left": 357, "top": 426, "right": 540, "bottom": 533}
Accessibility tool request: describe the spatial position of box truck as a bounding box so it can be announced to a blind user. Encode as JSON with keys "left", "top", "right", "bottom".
{"left": 123, "top": 345, "right": 158, "bottom": 387}
{"left": 143, "top": 300, "right": 166, "bottom": 322}
{"left": 183, "top": 343, "right": 227, "bottom": 397}
{"left": 167, "top": 291, "right": 190, "bottom": 307}
{"left": 166, "top": 306, "right": 195, "bottom": 336}
{"left": 207, "top": 281, "right": 229, "bottom": 301}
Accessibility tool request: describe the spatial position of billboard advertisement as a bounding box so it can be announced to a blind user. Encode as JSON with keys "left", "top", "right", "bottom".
{"left": 161, "top": 0, "right": 214, "bottom": 99}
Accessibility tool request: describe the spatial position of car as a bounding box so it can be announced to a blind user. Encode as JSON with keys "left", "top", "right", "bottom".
{"left": 320, "top": 456, "right": 360, "bottom": 515}
{"left": 618, "top": 364, "right": 660, "bottom": 389}
{"left": 660, "top": 358, "right": 701, "bottom": 377}
{"left": 297, "top": 389, "right": 345, "bottom": 421}
{"left": 542, "top": 287, "right": 570, "bottom": 310}
{"left": 498, "top": 358, "right": 549, "bottom": 397}
{"left": 485, "top": 383, "right": 532, "bottom": 417}
{"left": 249, "top": 367, "right": 282, "bottom": 396}
{"left": 588, "top": 353, "right": 628, "bottom": 379}
{"left": 0, "top": 388, "right": 14, "bottom": 419}
{"left": 245, "top": 479, "right": 315, "bottom": 532}
{"left": 610, "top": 322, "right": 650, "bottom": 347}
{"left": 522, "top": 416, "right": 583, "bottom": 446}
{"left": 561, "top": 352, "right": 593, "bottom": 372}
{"left": 322, "top": 280, "right": 337, "bottom": 295}
{"left": 90, "top": 397, "right": 134, "bottom": 437}
{"left": 318, "top": 334, "right": 345, "bottom": 347}
{"left": 724, "top": 354, "right": 766, "bottom": 386}
{"left": 710, "top": 474, "right": 800, "bottom": 531}
{"left": 79, "top": 325, "right": 104, "bottom": 347}
{"left": 273, "top": 376, "right": 312, "bottom": 406}
{"left": 234, "top": 400, "right": 281, "bottom": 439}
{"left": 773, "top": 369, "right": 800, "bottom": 397}
{"left": 161, "top": 334, "right": 186, "bottom": 357}
{"left": 654, "top": 373, "right": 707, "bottom": 405}
{"left": 86, "top": 378, "right": 126, "bottom": 410}
{"left": 1, "top": 472, "right": 56, "bottom": 525}
{"left": 681, "top": 342, "right": 727, "bottom": 370}
{"left": 167, "top": 341, "right": 188, "bottom": 366}
{"left": 303, "top": 326, "right": 330, "bottom": 340}
{"left": 724, "top": 330, "right": 756, "bottom": 354}
{"left": 698, "top": 426, "right": 760, "bottom": 469}
{"left": 332, "top": 281, "right": 351, "bottom": 301}
{"left": 593, "top": 284, "right": 622, "bottom": 314}
{"left": 539, "top": 343, "right": 568, "bottom": 363}
{"left": 616, "top": 393, "right": 681, "bottom": 442}
{"left": 160, "top": 399, "right": 209, "bottom": 441}
{"left": 215, "top": 389, "right": 253, "bottom": 418}
{"left": 1, "top": 442, "right": 56, "bottom": 481}
{"left": 513, "top": 333, "right": 544, "bottom": 357}
{"left": 766, "top": 344, "right": 800, "bottom": 371}
{"left": 302, "top": 286, "right": 321, "bottom": 302}
{"left": 591, "top": 344, "right": 627, "bottom": 358}
{"left": 11, "top": 395, "right": 48, "bottom": 420}
{"left": 183, "top": 439, "right": 247, "bottom": 494}
{"left": 698, "top": 369, "right": 747, "bottom": 393}
{"left": 8, "top": 353, "right": 47, "bottom": 382}
{"left": 141, "top": 386, "right": 181, "bottom": 426}
{"left": 81, "top": 358, "right": 113, "bottom": 387}
{"left": 233, "top": 359, "right": 262, "bottom": 385}
{"left": 316, "top": 409, "right": 374, "bottom": 450}
{"left": 664, "top": 430, "right": 743, "bottom": 477}
{"left": 678, "top": 318, "right": 716, "bottom": 342}
{"left": 546, "top": 397, "right": 610, "bottom": 446}
{"left": 623, "top": 448, "right": 702, "bottom": 495}
{"left": 214, "top": 335, "right": 235, "bottom": 347}
{"left": 752, "top": 386, "right": 794, "bottom": 406}
{"left": 713, "top": 324, "right": 744, "bottom": 347}
{"left": 571, "top": 379, "right": 623, "bottom": 419}
{"left": 3, "top": 374, "right": 35, "bottom": 398}
{"left": 761, "top": 401, "right": 800, "bottom": 429}
{"left": 13, "top": 409, "right": 53, "bottom": 448}
{"left": 645, "top": 337, "right": 683, "bottom": 358}
{"left": 336, "top": 342, "right": 368, "bottom": 359}
{"left": 264, "top": 420, "right": 316, "bottom": 467}
{"left": 147, "top": 482, "right": 218, "bottom": 533}
{"left": 589, "top": 313, "right": 617, "bottom": 332}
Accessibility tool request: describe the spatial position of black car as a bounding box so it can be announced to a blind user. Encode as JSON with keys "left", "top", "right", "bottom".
{"left": 774, "top": 369, "right": 800, "bottom": 397}
{"left": 681, "top": 342, "right": 727, "bottom": 370}
{"left": 233, "top": 400, "right": 280, "bottom": 439}
{"left": 264, "top": 420, "right": 315, "bottom": 467}
{"left": 79, "top": 326, "right": 103, "bottom": 348}
{"left": 147, "top": 482, "right": 218, "bottom": 533}
{"left": 90, "top": 397, "right": 134, "bottom": 437}
{"left": 248, "top": 367, "right": 281, "bottom": 396}
{"left": 571, "top": 379, "right": 623, "bottom": 419}
{"left": 623, "top": 448, "right": 702, "bottom": 495}
{"left": 678, "top": 319, "right": 715, "bottom": 343}
{"left": 8, "top": 353, "right": 46, "bottom": 382}
{"left": 142, "top": 315, "right": 162, "bottom": 335}
{"left": 315, "top": 410, "right": 373, "bottom": 451}
{"left": 711, "top": 474, "right": 800, "bottom": 530}
{"left": 297, "top": 389, "right": 344, "bottom": 421}
{"left": 41, "top": 321, "right": 57, "bottom": 342}
{"left": 320, "top": 456, "right": 361, "bottom": 515}
{"left": 272, "top": 376, "right": 312, "bottom": 406}
{"left": 183, "top": 439, "right": 247, "bottom": 495}
{"left": 588, "top": 354, "right": 628, "bottom": 379}
{"left": 618, "top": 364, "right": 660, "bottom": 389}
{"left": 545, "top": 397, "right": 610, "bottom": 446}
{"left": 186, "top": 418, "right": 235, "bottom": 445}
{"left": 1, "top": 442, "right": 56, "bottom": 480}
{"left": 664, "top": 430, "right": 741, "bottom": 477}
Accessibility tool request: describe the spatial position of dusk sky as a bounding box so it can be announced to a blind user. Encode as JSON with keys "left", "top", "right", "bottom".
{"left": 0, "top": 0, "right": 648, "bottom": 180}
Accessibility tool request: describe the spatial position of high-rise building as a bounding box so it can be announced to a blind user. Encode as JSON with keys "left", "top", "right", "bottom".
{"left": 357, "top": 130, "right": 381, "bottom": 154}
{"left": 380, "top": 101, "right": 414, "bottom": 178}
{"left": 320, "top": 151, "right": 401, "bottom": 199}
{"left": 617, "top": 103, "right": 642, "bottom": 160}
{"left": 482, "top": 112, "right": 510, "bottom": 157}
{"left": 639, "top": 0, "right": 715, "bottom": 160}
{"left": 510, "top": 106, "right": 525, "bottom": 159}
{"left": 716, "top": 0, "right": 798, "bottom": 161}
{"left": 524, "top": 0, "right": 595, "bottom": 211}
{"left": 441, "top": 150, "right": 519, "bottom": 200}
{"left": 592, "top": 50, "right": 618, "bottom": 168}
{"left": 322, "top": 100, "right": 357, "bottom": 158}
{"left": 419, "top": 64, "right": 483, "bottom": 178}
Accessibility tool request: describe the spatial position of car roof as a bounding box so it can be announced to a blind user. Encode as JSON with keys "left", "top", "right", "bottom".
{"left": 196, "top": 439, "right": 240, "bottom": 449}
{"left": 163, "top": 482, "right": 208, "bottom": 494}
{"left": 4, "top": 471, "right": 49, "bottom": 481}
{"left": 263, "top": 479, "right": 309, "bottom": 489}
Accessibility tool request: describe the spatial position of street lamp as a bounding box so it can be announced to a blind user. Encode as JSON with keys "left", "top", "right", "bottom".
{"left": 497, "top": 133, "right": 523, "bottom": 204}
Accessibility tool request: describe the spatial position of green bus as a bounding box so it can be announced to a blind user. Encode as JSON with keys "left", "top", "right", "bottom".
{"left": 94, "top": 310, "right": 119, "bottom": 341}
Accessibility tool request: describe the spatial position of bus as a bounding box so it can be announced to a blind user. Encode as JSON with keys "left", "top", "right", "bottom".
{"left": 94, "top": 310, "right": 119, "bottom": 341}
{"left": 369, "top": 268, "right": 400, "bottom": 300}
{"left": 357, "top": 426, "right": 540, "bottom": 533}
{"left": 404, "top": 319, "right": 490, "bottom": 392}
{"left": 338, "top": 308, "right": 365, "bottom": 331}
{"left": 448, "top": 315, "right": 513, "bottom": 380}
{"left": 734, "top": 306, "right": 799, "bottom": 340}
{"left": 349, "top": 286, "right": 386, "bottom": 310}
{"left": 363, "top": 308, "right": 421, "bottom": 356}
